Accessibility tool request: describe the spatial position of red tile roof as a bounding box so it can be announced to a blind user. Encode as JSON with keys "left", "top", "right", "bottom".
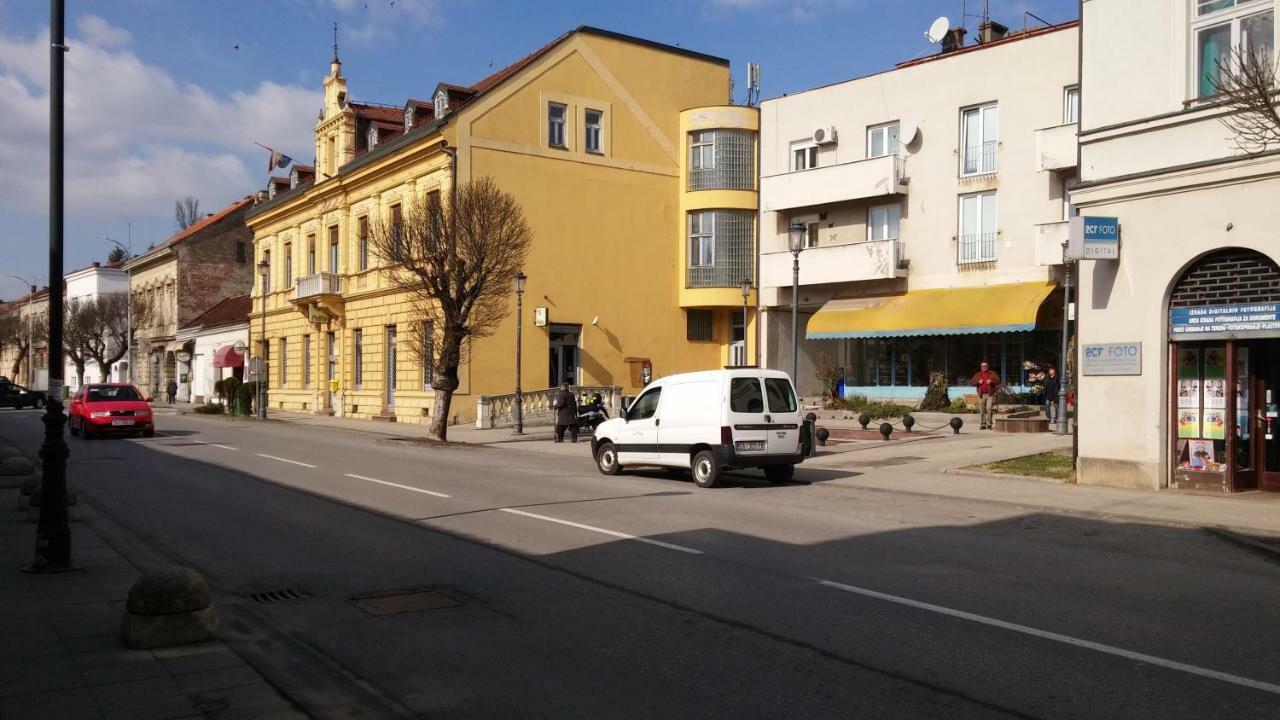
{"left": 350, "top": 102, "right": 403, "bottom": 124}
{"left": 135, "top": 197, "right": 255, "bottom": 261}
{"left": 180, "top": 294, "right": 251, "bottom": 331}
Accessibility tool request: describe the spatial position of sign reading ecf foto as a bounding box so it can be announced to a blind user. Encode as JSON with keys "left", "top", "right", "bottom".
{"left": 1067, "top": 216, "right": 1120, "bottom": 260}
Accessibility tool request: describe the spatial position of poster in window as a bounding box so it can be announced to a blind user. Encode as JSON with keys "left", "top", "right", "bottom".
{"left": 1177, "top": 409, "right": 1200, "bottom": 439}
{"left": 1202, "top": 379, "right": 1227, "bottom": 409}
{"left": 1187, "top": 439, "right": 1217, "bottom": 471}
{"left": 1203, "top": 346, "right": 1227, "bottom": 379}
{"left": 1177, "top": 379, "right": 1201, "bottom": 409}
{"left": 1236, "top": 347, "right": 1250, "bottom": 440}
{"left": 1177, "top": 348, "right": 1200, "bottom": 379}
{"left": 1202, "top": 409, "right": 1227, "bottom": 441}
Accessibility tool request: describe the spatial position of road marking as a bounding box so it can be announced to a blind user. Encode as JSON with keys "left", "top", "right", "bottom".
{"left": 344, "top": 473, "right": 451, "bottom": 498}
{"left": 255, "top": 453, "right": 317, "bottom": 468}
{"left": 813, "top": 578, "right": 1280, "bottom": 696}
{"left": 211, "top": 444, "right": 237, "bottom": 451}
{"left": 497, "top": 508, "right": 703, "bottom": 555}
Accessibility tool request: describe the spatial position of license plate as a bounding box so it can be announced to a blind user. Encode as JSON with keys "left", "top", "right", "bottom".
{"left": 111, "top": 419, "right": 135, "bottom": 426}
{"left": 735, "top": 440, "right": 766, "bottom": 452}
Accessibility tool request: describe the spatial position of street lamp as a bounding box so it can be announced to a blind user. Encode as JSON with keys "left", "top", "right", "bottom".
{"left": 739, "top": 277, "right": 751, "bottom": 367}
{"left": 101, "top": 236, "right": 132, "bottom": 382}
{"left": 257, "top": 258, "right": 269, "bottom": 420}
{"left": 4, "top": 275, "right": 36, "bottom": 388}
{"left": 513, "top": 271, "right": 527, "bottom": 435}
{"left": 787, "top": 222, "right": 806, "bottom": 382}
{"left": 1058, "top": 241, "right": 1072, "bottom": 435}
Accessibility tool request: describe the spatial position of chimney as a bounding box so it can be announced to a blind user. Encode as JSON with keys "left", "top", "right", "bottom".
{"left": 91, "top": 262, "right": 100, "bottom": 268}
{"left": 941, "top": 27, "right": 967, "bottom": 52}
{"left": 978, "top": 20, "right": 1009, "bottom": 44}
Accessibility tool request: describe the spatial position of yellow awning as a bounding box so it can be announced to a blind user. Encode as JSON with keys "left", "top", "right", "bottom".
{"left": 807, "top": 282, "right": 1058, "bottom": 339}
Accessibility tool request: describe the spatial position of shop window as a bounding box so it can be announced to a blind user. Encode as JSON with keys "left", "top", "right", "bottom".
{"left": 686, "top": 310, "right": 713, "bottom": 342}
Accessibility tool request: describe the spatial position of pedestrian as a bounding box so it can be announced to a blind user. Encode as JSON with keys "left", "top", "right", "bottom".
{"left": 166, "top": 378, "right": 178, "bottom": 405}
{"left": 552, "top": 382, "right": 578, "bottom": 443}
{"left": 1043, "top": 366, "right": 1061, "bottom": 422}
{"left": 970, "top": 361, "right": 1001, "bottom": 430}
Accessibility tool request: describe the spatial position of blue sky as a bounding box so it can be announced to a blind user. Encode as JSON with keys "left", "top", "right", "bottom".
{"left": 0, "top": 0, "right": 1078, "bottom": 300}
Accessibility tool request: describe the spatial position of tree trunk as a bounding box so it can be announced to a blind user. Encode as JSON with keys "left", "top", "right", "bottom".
{"left": 96, "top": 360, "right": 111, "bottom": 383}
{"left": 75, "top": 363, "right": 85, "bottom": 388}
{"left": 429, "top": 337, "right": 464, "bottom": 442}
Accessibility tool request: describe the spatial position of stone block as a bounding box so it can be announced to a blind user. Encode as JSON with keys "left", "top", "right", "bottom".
{"left": 126, "top": 566, "right": 212, "bottom": 615}
{"left": 0, "top": 456, "right": 34, "bottom": 476}
{"left": 120, "top": 606, "right": 217, "bottom": 650}
{"left": 0, "top": 445, "right": 25, "bottom": 459}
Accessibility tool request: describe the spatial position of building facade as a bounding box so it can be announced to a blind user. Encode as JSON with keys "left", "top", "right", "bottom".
{"left": 63, "top": 261, "right": 129, "bottom": 389}
{"left": 247, "top": 27, "right": 759, "bottom": 426}
{"left": 175, "top": 294, "right": 249, "bottom": 405}
{"left": 1073, "top": 0, "right": 1280, "bottom": 492}
{"left": 757, "top": 21, "right": 1078, "bottom": 399}
{"left": 0, "top": 287, "right": 49, "bottom": 390}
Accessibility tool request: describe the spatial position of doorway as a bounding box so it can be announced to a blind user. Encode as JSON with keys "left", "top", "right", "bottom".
{"left": 384, "top": 325, "right": 397, "bottom": 412}
{"left": 548, "top": 324, "right": 579, "bottom": 387}
{"left": 326, "top": 331, "right": 337, "bottom": 410}
{"left": 1249, "top": 340, "right": 1280, "bottom": 492}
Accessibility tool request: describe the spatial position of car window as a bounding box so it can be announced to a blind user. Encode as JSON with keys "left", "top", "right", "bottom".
{"left": 626, "top": 388, "right": 661, "bottom": 421}
{"left": 86, "top": 386, "right": 142, "bottom": 402}
{"left": 765, "top": 378, "right": 797, "bottom": 413}
{"left": 729, "top": 377, "right": 764, "bottom": 413}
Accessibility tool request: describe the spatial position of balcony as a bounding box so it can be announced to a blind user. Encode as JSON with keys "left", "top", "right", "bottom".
{"left": 760, "top": 155, "right": 905, "bottom": 212}
{"left": 760, "top": 239, "right": 903, "bottom": 289}
{"left": 1033, "top": 221, "right": 1068, "bottom": 266}
{"left": 293, "top": 272, "right": 343, "bottom": 301}
{"left": 1034, "top": 123, "right": 1078, "bottom": 172}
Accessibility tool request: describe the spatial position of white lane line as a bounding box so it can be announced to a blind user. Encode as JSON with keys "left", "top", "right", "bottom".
{"left": 344, "top": 473, "right": 451, "bottom": 498}
{"left": 814, "top": 578, "right": 1280, "bottom": 696}
{"left": 211, "top": 444, "right": 238, "bottom": 451}
{"left": 497, "top": 508, "right": 703, "bottom": 555}
{"left": 254, "top": 453, "right": 317, "bottom": 468}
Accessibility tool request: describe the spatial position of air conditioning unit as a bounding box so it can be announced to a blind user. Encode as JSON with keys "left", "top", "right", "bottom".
{"left": 813, "top": 127, "right": 838, "bottom": 145}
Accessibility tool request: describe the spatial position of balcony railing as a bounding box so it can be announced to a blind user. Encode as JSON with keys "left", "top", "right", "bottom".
{"left": 1034, "top": 123, "right": 1078, "bottom": 172}
{"left": 1033, "top": 221, "right": 1069, "bottom": 266}
{"left": 958, "top": 233, "right": 997, "bottom": 264}
{"left": 760, "top": 154, "right": 905, "bottom": 212}
{"left": 961, "top": 141, "right": 997, "bottom": 176}
{"left": 760, "top": 238, "right": 903, "bottom": 288}
{"left": 293, "top": 272, "right": 343, "bottom": 301}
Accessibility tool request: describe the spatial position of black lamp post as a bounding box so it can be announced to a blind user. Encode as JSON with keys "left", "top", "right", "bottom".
{"left": 787, "top": 222, "right": 806, "bottom": 382}
{"left": 513, "top": 271, "right": 526, "bottom": 434}
{"left": 257, "top": 258, "right": 269, "bottom": 420}
{"left": 739, "top": 277, "right": 751, "bottom": 366}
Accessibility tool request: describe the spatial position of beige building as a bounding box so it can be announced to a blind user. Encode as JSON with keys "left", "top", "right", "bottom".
{"left": 0, "top": 286, "right": 50, "bottom": 390}
{"left": 758, "top": 20, "right": 1078, "bottom": 398}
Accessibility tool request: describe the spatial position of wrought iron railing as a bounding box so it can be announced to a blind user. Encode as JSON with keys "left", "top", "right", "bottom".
{"left": 958, "top": 233, "right": 997, "bottom": 264}
{"left": 961, "top": 141, "right": 998, "bottom": 176}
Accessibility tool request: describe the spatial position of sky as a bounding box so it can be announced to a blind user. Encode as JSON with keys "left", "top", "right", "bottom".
{"left": 0, "top": 0, "right": 1078, "bottom": 300}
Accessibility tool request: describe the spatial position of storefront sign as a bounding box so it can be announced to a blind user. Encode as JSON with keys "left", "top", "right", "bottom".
{"left": 1067, "top": 216, "right": 1120, "bottom": 260}
{"left": 1170, "top": 303, "right": 1280, "bottom": 340}
{"left": 534, "top": 307, "right": 549, "bottom": 327}
{"left": 1082, "top": 342, "right": 1141, "bottom": 375}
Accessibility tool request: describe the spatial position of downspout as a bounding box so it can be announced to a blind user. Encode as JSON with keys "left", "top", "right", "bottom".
{"left": 753, "top": 111, "right": 762, "bottom": 367}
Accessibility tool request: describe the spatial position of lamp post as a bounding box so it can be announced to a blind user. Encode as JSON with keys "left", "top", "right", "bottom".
{"left": 1058, "top": 241, "right": 1072, "bottom": 435}
{"left": 740, "top": 277, "right": 751, "bottom": 367}
{"left": 513, "top": 271, "right": 527, "bottom": 434}
{"left": 100, "top": 236, "right": 132, "bottom": 382}
{"left": 257, "top": 258, "right": 269, "bottom": 420}
{"left": 4, "top": 275, "right": 36, "bottom": 387}
{"left": 787, "top": 222, "right": 806, "bottom": 382}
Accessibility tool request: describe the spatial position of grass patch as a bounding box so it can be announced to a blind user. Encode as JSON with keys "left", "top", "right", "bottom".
{"left": 977, "top": 451, "right": 1075, "bottom": 481}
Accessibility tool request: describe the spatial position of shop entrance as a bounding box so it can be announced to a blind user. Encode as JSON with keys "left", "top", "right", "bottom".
{"left": 1249, "top": 340, "right": 1280, "bottom": 492}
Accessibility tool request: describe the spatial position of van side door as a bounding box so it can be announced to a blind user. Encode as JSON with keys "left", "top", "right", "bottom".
{"left": 657, "top": 380, "right": 722, "bottom": 466}
{"left": 617, "top": 387, "right": 662, "bottom": 463}
{"left": 764, "top": 377, "right": 801, "bottom": 455}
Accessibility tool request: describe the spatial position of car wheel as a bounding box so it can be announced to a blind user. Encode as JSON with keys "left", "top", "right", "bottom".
{"left": 595, "top": 441, "right": 621, "bottom": 476}
{"left": 692, "top": 450, "right": 721, "bottom": 489}
{"left": 764, "top": 465, "right": 795, "bottom": 485}
{"left": 69, "top": 417, "right": 79, "bottom": 437}
{"left": 142, "top": 427, "right": 155, "bottom": 438}
{"left": 81, "top": 423, "right": 94, "bottom": 440}
{"left": 32, "top": 397, "right": 44, "bottom": 409}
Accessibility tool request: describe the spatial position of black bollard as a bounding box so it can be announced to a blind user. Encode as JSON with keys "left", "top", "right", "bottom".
{"left": 902, "top": 414, "right": 915, "bottom": 432}
{"left": 949, "top": 417, "right": 964, "bottom": 434}
{"left": 879, "top": 422, "right": 893, "bottom": 440}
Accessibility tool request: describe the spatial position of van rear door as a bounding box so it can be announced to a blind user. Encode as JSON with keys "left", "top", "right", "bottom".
{"left": 727, "top": 376, "right": 769, "bottom": 458}
{"left": 763, "top": 377, "right": 801, "bottom": 456}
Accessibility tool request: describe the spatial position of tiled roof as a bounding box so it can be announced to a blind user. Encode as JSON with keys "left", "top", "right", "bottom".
{"left": 179, "top": 294, "right": 251, "bottom": 331}
{"left": 130, "top": 197, "right": 254, "bottom": 264}
{"left": 351, "top": 102, "right": 403, "bottom": 124}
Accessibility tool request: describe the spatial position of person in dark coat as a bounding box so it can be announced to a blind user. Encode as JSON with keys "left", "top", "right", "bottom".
{"left": 552, "top": 382, "right": 578, "bottom": 443}
{"left": 166, "top": 378, "right": 178, "bottom": 405}
{"left": 1043, "top": 366, "right": 1061, "bottom": 422}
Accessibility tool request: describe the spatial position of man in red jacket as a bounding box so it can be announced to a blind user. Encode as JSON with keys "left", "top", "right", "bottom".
{"left": 970, "top": 361, "right": 1001, "bottom": 430}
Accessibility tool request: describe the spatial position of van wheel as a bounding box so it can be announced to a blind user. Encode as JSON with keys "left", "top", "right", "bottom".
{"left": 765, "top": 465, "right": 795, "bottom": 485}
{"left": 692, "top": 450, "right": 721, "bottom": 488}
{"left": 595, "top": 442, "right": 621, "bottom": 476}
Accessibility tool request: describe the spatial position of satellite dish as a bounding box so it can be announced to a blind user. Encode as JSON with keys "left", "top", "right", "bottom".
{"left": 900, "top": 122, "right": 920, "bottom": 146}
{"left": 925, "top": 16, "right": 950, "bottom": 44}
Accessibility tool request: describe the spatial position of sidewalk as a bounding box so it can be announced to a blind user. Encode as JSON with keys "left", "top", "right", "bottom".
{"left": 0, "top": 447, "right": 305, "bottom": 719}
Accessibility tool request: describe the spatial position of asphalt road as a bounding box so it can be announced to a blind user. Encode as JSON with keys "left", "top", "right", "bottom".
{"left": 2, "top": 408, "right": 1278, "bottom": 719}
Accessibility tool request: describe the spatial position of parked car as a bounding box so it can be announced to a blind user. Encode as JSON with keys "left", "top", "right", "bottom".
{"left": 591, "top": 369, "right": 804, "bottom": 488}
{"left": 0, "top": 381, "right": 46, "bottom": 410}
{"left": 68, "top": 384, "right": 155, "bottom": 439}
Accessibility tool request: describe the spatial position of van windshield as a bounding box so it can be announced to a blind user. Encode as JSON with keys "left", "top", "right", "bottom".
{"left": 729, "top": 378, "right": 764, "bottom": 413}
{"left": 764, "top": 378, "right": 797, "bottom": 413}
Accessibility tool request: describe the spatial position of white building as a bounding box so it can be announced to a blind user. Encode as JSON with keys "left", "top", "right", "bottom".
{"left": 175, "top": 294, "right": 249, "bottom": 405}
{"left": 1073, "top": 0, "right": 1280, "bottom": 493}
{"left": 757, "top": 20, "right": 1079, "bottom": 400}
{"left": 63, "top": 261, "right": 129, "bottom": 389}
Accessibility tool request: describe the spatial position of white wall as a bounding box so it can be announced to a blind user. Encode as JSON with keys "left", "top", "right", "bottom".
{"left": 190, "top": 325, "right": 249, "bottom": 404}
{"left": 63, "top": 266, "right": 129, "bottom": 389}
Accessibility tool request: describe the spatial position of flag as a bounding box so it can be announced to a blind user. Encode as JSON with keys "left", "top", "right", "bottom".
{"left": 256, "top": 142, "right": 293, "bottom": 173}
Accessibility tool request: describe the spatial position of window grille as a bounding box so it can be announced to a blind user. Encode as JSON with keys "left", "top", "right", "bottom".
{"left": 687, "top": 310, "right": 713, "bottom": 342}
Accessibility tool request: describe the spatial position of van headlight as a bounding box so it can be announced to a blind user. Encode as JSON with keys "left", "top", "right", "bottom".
{"left": 734, "top": 440, "right": 766, "bottom": 453}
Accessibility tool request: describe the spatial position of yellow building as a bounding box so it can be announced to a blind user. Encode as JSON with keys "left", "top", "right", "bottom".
{"left": 247, "top": 27, "right": 760, "bottom": 426}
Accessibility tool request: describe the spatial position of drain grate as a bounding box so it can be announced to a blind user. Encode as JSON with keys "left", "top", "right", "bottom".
{"left": 246, "top": 587, "right": 311, "bottom": 604}
{"left": 351, "top": 588, "right": 463, "bottom": 616}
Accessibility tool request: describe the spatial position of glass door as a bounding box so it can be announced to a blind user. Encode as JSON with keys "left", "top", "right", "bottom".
{"left": 1257, "top": 341, "right": 1280, "bottom": 492}
{"left": 385, "top": 326, "right": 397, "bottom": 412}
{"left": 326, "top": 331, "right": 336, "bottom": 410}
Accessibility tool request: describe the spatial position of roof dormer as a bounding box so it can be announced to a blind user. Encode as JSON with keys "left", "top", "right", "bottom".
{"left": 433, "top": 89, "right": 450, "bottom": 119}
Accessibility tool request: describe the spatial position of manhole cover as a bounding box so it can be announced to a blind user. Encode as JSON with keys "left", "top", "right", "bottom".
{"left": 246, "top": 587, "right": 311, "bottom": 604}
{"left": 861, "top": 456, "right": 926, "bottom": 468}
{"left": 351, "top": 588, "right": 463, "bottom": 616}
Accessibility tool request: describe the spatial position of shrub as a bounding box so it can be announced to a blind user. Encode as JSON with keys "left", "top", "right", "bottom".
{"left": 918, "top": 371, "right": 951, "bottom": 411}
{"left": 192, "top": 403, "right": 224, "bottom": 415}
{"left": 221, "top": 377, "right": 242, "bottom": 405}
{"left": 948, "top": 397, "right": 977, "bottom": 414}
{"left": 828, "top": 394, "right": 915, "bottom": 419}
{"left": 236, "top": 381, "right": 263, "bottom": 415}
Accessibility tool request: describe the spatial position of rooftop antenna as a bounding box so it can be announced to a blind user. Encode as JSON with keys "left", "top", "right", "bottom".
{"left": 332, "top": 21, "right": 339, "bottom": 64}
{"left": 745, "top": 62, "right": 761, "bottom": 106}
{"left": 924, "top": 16, "right": 950, "bottom": 44}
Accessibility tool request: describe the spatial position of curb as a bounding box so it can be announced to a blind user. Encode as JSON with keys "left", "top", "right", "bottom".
{"left": 942, "top": 466, "right": 1072, "bottom": 485}
{"left": 1202, "top": 526, "right": 1280, "bottom": 564}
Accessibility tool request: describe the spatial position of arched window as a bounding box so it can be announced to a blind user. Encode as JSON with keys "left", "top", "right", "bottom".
{"left": 1170, "top": 248, "right": 1280, "bottom": 309}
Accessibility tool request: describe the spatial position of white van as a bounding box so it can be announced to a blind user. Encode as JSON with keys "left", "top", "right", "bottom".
{"left": 590, "top": 369, "right": 806, "bottom": 488}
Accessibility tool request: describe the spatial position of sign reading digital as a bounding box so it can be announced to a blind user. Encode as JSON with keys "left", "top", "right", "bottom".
{"left": 1082, "top": 342, "right": 1142, "bottom": 375}
{"left": 1170, "top": 303, "right": 1280, "bottom": 340}
{"left": 1067, "top": 216, "right": 1120, "bottom": 260}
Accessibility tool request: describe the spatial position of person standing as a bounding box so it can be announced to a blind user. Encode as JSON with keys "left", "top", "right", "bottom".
{"left": 166, "top": 378, "right": 178, "bottom": 405}
{"left": 552, "top": 382, "right": 578, "bottom": 443}
{"left": 1043, "top": 366, "right": 1061, "bottom": 423}
{"left": 970, "top": 361, "right": 1001, "bottom": 430}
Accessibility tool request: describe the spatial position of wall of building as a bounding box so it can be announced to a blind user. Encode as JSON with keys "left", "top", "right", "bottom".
{"left": 187, "top": 324, "right": 248, "bottom": 404}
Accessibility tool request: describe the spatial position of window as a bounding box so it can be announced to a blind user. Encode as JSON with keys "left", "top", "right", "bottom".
{"left": 353, "top": 329, "right": 363, "bottom": 389}
{"left": 958, "top": 191, "right": 998, "bottom": 264}
{"left": 278, "top": 337, "right": 287, "bottom": 388}
{"left": 1064, "top": 86, "right": 1080, "bottom": 124}
{"left": 585, "top": 109, "right": 603, "bottom": 153}
{"left": 427, "top": 191, "right": 441, "bottom": 249}
{"left": 1193, "top": 1, "right": 1274, "bottom": 99}
{"left": 765, "top": 378, "right": 797, "bottom": 413}
{"left": 307, "top": 234, "right": 316, "bottom": 275}
{"left": 791, "top": 142, "right": 818, "bottom": 171}
{"left": 687, "top": 210, "right": 754, "bottom": 288}
{"left": 390, "top": 204, "right": 403, "bottom": 256}
{"left": 328, "top": 225, "right": 339, "bottom": 273}
{"left": 404, "top": 106, "right": 414, "bottom": 133}
{"left": 960, "top": 103, "right": 999, "bottom": 176}
{"left": 235, "top": 241, "right": 247, "bottom": 263}
{"left": 386, "top": 325, "right": 397, "bottom": 392}
{"left": 303, "top": 335, "right": 311, "bottom": 388}
{"left": 367, "top": 124, "right": 379, "bottom": 149}
{"left": 689, "top": 211, "right": 715, "bottom": 268}
{"left": 688, "top": 129, "right": 755, "bottom": 191}
{"left": 626, "top": 388, "right": 661, "bottom": 421}
{"left": 358, "top": 216, "right": 369, "bottom": 271}
{"left": 434, "top": 90, "right": 449, "bottom": 118}
{"left": 867, "top": 122, "right": 900, "bottom": 158}
{"left": 690, "top": 130, "right": 715, "bottom": 169}
{"left": 262, "top": 250, "right": 271, "bottom": 293}
{"left": 422, "top": 321, "right": 434, "bottom": 388}
{"left": 868, "top": 204, "right": 901, "bottom": 242}
{"left": 687, "top": 309, "right": 713, "bottom": 342}
{"left": 730, "top": 377, "right": 764, "bottom": 413}
{"left": 804, "top": 220, "right": 820, "bottom": 248}
{"left": 283, "top": 243, "right": 292, "bottom": 288}
{"left": 328, "top": 136, "right": 337, "bottom": 176}
{"left": 548, "top": 102, "right": 567, "bottom": 148}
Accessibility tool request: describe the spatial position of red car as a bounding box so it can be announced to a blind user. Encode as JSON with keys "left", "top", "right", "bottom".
{"left": 69, "top": 384, "right": 155, "bottom": 439}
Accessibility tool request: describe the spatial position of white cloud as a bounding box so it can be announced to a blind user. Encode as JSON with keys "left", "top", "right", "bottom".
{"left": 705, "top": 0, "right": 861, "bottom": 20}
{"left": 329, "top": 0, "right": 443, "bottom": 47}
{"left": 0, "top": 25, "right": 320, "bottom": 222}
{"left": 76, "top": 14, "right": 132, "bottom": 49}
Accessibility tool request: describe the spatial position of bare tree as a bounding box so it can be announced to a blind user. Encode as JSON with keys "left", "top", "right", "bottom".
{"left": 0, "top": 310, "right": 19, "bottom": 377}
{"left": 89, "top": 293, "right": 153, "bottom": 381}
{"left": 1210, "top": 45, "right": 1280, "bottom": 155}
{"left": 6, "top": 310, "right": 47, "bottom": 382}
{"left": 63, "top": 299, "right": 97, "bottom": 387}
{"left": 175, "top": 195, "right": 202, "bottom": 230}
{"left": 368, "top": 177, "right": 533, "bottom": 441}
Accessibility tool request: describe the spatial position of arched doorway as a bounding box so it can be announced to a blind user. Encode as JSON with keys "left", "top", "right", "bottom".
{"left": 1167, "top": 248, "right": 1280, "bottom": 492}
